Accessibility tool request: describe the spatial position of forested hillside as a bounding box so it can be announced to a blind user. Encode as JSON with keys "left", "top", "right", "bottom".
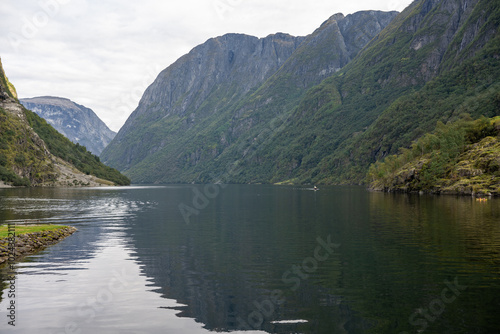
{"left": 368, "top": 116, "right": 500, "bottom": 195}
{"left": 102, "top": 0, "right": 499, "bottom": 186}
{"left": 101, "top": 11, "right": 398, "bottom": 183}
{"left": 267, "top": 0, "right": 500, "bottom": 185}
{"left": 0, "top": 58, "right": 130, "bottom": 187}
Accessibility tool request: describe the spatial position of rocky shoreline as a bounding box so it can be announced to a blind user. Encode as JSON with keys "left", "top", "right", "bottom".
{"left": 0, "top": 226, "right": 77, "bottom": 265}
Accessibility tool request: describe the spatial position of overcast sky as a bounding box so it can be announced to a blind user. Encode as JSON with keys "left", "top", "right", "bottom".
{"left": 0, "top": 0, "right": 413, "bottom": 132}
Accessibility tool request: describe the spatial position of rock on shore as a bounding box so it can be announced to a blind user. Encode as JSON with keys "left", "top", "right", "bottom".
{"left": 0, "top": 226, "right": 77, "bottom": 265}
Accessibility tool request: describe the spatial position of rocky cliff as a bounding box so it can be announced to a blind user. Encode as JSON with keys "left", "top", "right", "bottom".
{"left": 20, "top": 97, "right": 116, "bottom": 156}
{"left": 102, "top": 0, "right": 500, "bottom": 185}
{"left": 101, "top": 10, "right": 399, "bottom": 183}
{"left": 0, "top": 58, "right": 129, "bottom": 186}
{"left": 303, "top": 0, "right": 500, "bottom": 184}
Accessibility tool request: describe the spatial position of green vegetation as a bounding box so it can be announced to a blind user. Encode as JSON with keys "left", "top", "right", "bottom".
{"left": 24, "top": 109, "right": 130, "bottom": 185}
{"left": 0, "top": 106, "right": 55, "bottom": 186}
{"left": 0, "top": 103, "right": 130, "bottom": 186}
{"left": 103, "top": 0, "right": 500, "bottom": 187}
{"left": 367, "top": 116, "right": 500, "bottom": 195}
{"left": 101, "top": 13, "right": 395, "bottom": 184}
{"left": 0, "top": 58, "right": 16, "bottom": 99}
{"left": 271, "top": 0, "right": 500, "bottom": 185}
{"left": 0, "top": 224, "right": 69, "bottom": 238}
{"left": 1, "top": 59, "right": 130, "bottom": 187}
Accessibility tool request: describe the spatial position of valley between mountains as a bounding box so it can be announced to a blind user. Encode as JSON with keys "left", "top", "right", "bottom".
{"left": 2, "top": 0, "right": 500, "bottom": 193}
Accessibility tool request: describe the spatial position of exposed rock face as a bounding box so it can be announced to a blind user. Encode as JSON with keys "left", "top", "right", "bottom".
{"left": 20, "top": 97, "right": 116, "bottom": 156}
{"left": 119, "top": 33, "right": 305, "bottom": 133}
{"left": 101, "top": 10, "right": 399, "bottom": 182}
{"left": 1, "top": 60, "right": 128, "bottom": 186}
{"left": 105, "top": 1, "right": 500, "bottom": 185}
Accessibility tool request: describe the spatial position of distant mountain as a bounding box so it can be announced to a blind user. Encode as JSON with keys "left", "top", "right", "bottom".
{"left": 103, "top": 0, "right": 499, "bottom": 185}
{"left": 101, "top": 10, "right": 398, "bottom": 183}
{"left": 20, "top": 97, "right": 116, "bottom": 156}
{"left": 0, "top": 58, "right": 129, "bottom": 187}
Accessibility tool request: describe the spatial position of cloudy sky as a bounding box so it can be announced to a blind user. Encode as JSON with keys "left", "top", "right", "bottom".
{"left": 1, "top": 0, "right": 413, "bottom": 132}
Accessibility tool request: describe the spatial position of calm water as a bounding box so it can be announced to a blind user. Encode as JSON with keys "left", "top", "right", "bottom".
{"left": 0, "top": 185, "right": 499, "bottom": 333}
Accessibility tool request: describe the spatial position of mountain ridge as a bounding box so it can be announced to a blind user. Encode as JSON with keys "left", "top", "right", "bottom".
{"left": 0, "top": 59, "right": 130, "bottom": 187}
{"left": 314, "top": 0, "right": 500, "bottom": 184}
{"left": 20, "top": 96, "right": 116, "bottom": 156}
{"left": 102, "top": 1, "right": 499, "bottom": 185}
{"left": 221, "top": 0, "right": 500, "bottom": 185}
{"left": 101, "top": 10, "right": 399, "bottom": 183}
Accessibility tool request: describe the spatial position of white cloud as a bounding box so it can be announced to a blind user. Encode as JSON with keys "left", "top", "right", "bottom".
{"left": 0, "top": 0, "right": 413, "bottom": 132}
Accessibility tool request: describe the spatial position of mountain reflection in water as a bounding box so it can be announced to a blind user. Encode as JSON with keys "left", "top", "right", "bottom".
{"left": 0, "top": 185, "right": 499, "bottom": 333}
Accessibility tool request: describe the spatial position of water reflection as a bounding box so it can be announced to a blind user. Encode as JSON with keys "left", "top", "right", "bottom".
{"left": 0, "top": 186, "right": 499, "bottom": 333}
{"left": 2, "top": 233, "right": 267, "bottom": 333}
{"left": 364, "top": 192, "right": 500, "bottom": 333}
{"left": 0, "top": 187, "right": 267, "bottom": 334}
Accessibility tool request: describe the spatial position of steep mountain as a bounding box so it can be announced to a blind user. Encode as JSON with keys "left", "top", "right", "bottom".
{"left": 20, "top": 97, "right": 116, "bottom": 156}
{"left": 104, "top": 0, "right": 499, "bottom": 186}
{"left": 101, "top": 11, "right": 398, "bottom": 183}
{"left": 101, "top": 32, "right": 305, "bottom": 177}
{"left": 282, "top": 0, "right": 500, "bottom": 184}
{"left": 0, "top": 58, "right": 130, "bottom": 187}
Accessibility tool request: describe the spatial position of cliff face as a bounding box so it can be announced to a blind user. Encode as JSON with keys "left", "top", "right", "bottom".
{"left": 307, "top": 0, "right": 500, "bottom": 184}
{"left": 105, "top": 32, "right": 306, "bottom": 173}
{"left": 0, "top": 59, "right": 129, "bottom": 186}
{"left": 101, "top": 10, "right": 399, "bottom": 183}
{"left": 103, "top": 1, "right": 499, "bottom": 185}
{"left": 209, "top": 0, "right": 500, "bottom": 185}
{"left": 119, "top": 33, "right": 305, "bottom": 132}
{"left": 20, "top": 97, "right": 116, "bottom": 156}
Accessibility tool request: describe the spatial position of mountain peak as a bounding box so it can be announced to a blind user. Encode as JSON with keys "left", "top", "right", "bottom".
{"left": 101, "top": 10, "right": 399, "bottom": 182}
{"left": 320, "top": 13, "right": 345, "bottom": 27}
{"left": 20, "top": 96, "right": 116, "bottom": 156}
{"left": 22, "top": 96, "right": 74, "bottom": 108}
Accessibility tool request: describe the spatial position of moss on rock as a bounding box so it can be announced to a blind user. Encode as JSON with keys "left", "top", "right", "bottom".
{"left": 368, "top": 116, "right": 500, "bottom": 196}
{"left": 0, "top": 226, "right": 77, "bottom": 265}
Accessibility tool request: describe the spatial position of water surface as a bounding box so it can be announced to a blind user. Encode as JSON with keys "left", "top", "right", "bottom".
{"left": 0, "top": 185, "right": 499, "bottom": 333}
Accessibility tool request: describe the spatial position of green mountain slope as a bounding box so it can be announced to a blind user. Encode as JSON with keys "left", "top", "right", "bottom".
{"left": 308, "top": 0, "right": 500, "bottom": 184}
{"left": 367, "top": 116, "right": 500, "bottom": 195}
{"left": 101, "top": 33, "right": 306, "bottom": 177}
{"left": 103, "top": 0, "right": 499, "bottom": 186}
{"left": 0, "top": 58, "right": 130, "bottom": 186}
{"left": 101, "top": 11, "right": 398, "bottom": 183}
{"left": 252, "top": 0, "right": 500, "bottom": 185}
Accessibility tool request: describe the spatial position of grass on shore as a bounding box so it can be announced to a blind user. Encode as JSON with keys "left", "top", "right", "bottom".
{"left": 0, "top": 224, "right": 69, "bottom": 238}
